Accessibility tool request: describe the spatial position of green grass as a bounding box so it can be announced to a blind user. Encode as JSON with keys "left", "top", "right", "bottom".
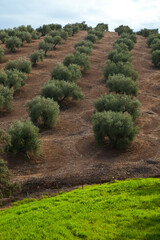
{"left": 0, "top": 178, "right": 160, "bottom": 240}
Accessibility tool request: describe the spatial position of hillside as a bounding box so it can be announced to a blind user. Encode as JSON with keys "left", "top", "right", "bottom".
{"left": 0, "top": 178, "right": 160, "bottom": 240}
{"left": 0, "top": 30, "right": 160, "bottom": 193}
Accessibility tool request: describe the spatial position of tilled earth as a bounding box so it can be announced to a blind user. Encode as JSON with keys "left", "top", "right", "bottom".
{"left": 0, "top": 31, "right": 160, "bottom": 195}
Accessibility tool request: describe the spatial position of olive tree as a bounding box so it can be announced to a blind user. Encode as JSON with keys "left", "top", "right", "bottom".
{"left": 94, "top": 93, "right": 141, "bottom": 120}
{"left": 152, "top": 50, "right": 160, "bottom": 67}
{"left": 38, "top": 40, "right": 52, "bottom": 56}
{"left": 26, "top": 96, "right": 60, "bottom": 128}
{"left": 41, "top": 80, "right": 84, "bottom": 104}
{"left": 5, "top": 36, "right": 22, "bottom": 52}
{"left": 7, "top": 120, "right": 41, "bottom": 156}
{"left": 63, "top": 52, "right": 90, "bottom": 72}
{"left": 106, "top": 74, "right": 138, "bottom": 96}
{"left": 0, "top": 47, "right": 4, "bottom": 62}
{"left": 104, "top": 60, "right": 138, "bottom": 81}
{"left": 0, "top": 69, "right": 27, "bottom": 90}
{"left": 0, "top": 85, "right": 13, "bottom": 112}
{"left": 5, "top": 59, "right": 32, "bottom": 74}
{"left": 0, "top": 159, "right": 20, "bottom": 199}
{"left": 51, "top": 63, "right": 81, "bottom": 83}
{"left": 91, "top": 111, "right": 138, "bottom": 149}
{"left": 30, "top": 50, "right": 44, "bottom": 66}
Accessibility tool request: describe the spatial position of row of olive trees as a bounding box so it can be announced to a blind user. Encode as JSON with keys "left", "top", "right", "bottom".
{"left": 0, "top": 26, "right": 41, "bottom": 53}
{"left": 145, "top": 30, "right": 160, "bottom": 67}
{"left": 0, "top": 23, "right": 89, "bottom": 159}
{"left": 30, "top": 22, "right": 85, "bottom": 65}
{"left": 0, "top": 22, "right": 107, "bottom": 200}
{"left": 92, "top": 25, "right": 141, "bottom": 149}
{"left": 0, "top": 23, "right": 107, "bottom": 159}
{"left": 136, "top": 28, "right": 160, "bottom": 67}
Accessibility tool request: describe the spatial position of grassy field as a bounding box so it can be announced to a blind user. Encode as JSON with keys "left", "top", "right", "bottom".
{"left": 0, "top": 178, "right": 160, "bottom": 240}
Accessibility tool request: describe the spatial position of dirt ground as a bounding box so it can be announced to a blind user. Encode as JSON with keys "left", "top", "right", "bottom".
{"left": 0, "top": 31, "right": 160, "bottom": 196}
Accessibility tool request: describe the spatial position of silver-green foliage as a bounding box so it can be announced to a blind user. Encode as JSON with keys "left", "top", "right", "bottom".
{"left": 26, "top": 96, "right": 59, "bottom": 128}
{"left": 38, "top": 40, "right": 52, "bottom": 56}
{"left": 92, "top": 111, "right": 138, "bottom": 149}
{"left": 5, "top": 59, "right": 32, "bottom": 74}
{"left": 41, "top": 80, "right": 84, "bottom": 104}
{"left": 63, "top": 52, "right": 90, "bottom": 72}
{"left": 30, "top": 50, "right": 44, "bottom": 65}
{"left": 7, "top": 120, "right": 41, "bottom": 156}
{"left": 5, "top": 36, "right": 22, "bottom": 52}
{"left": 94, "top": 93, "right": 141, "bottom": 120}
{"left": 0, "top": 159, "right": 20, "bottom": 199}
{"left": 0, "top": 69, "right": 27, "bottom": 90}
{"left": 0, "top": 47, "right": 4, "bottom": 61}
{"left": 0, "top": 85, "right": 13, "bottom": 111}
{"left": 106, "top": 74, "right": 138, "bottom": 96}
{"left": 51, "top": 63, "right": 81, "bottom": 83}
{"left": 104, "top": 60, "right": 138, "bottom": 81}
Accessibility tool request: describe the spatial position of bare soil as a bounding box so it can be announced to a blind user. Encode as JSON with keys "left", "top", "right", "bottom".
{"left": 0, "top": 32, "right": 160, "bottom": 196}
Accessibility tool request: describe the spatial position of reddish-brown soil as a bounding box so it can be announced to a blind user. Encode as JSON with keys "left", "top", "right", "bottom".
{"left": 0, "top": 32, "right": 160, "bottom": 195}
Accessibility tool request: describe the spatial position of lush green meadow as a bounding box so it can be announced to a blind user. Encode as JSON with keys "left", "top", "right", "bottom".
{"left": 0, "top": 178, "right": 160, "bottom": 240}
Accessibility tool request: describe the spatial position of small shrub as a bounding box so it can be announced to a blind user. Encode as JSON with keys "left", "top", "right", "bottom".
{"left": 5, "top": 59, "right": 32, "bottom": 74}
{"left": 7, "top": 120, "right": 41, "bottom": 156}
{"left": 53, "top": 36, "right": 62, "bottom": 49}
{"left": 0, "top": 47, "right": 4, "bottom": 61}
{"left": 86, "top": 34, "right": 98, "bottom": 43}
{"left": 30, "top": 50, "right": 44, "bottom": 65}
{"left": 26, "top": 96, "right": 59, "bottom": 128}
{"left": 0, "top": 85, "right": 13, "bottom": 111}
{"left": 94, "top": 93, "right": 141, "bottom": 120}
{"left": 152, "top": 50, "right": 160, "bottom": 67}
{"left": 92, "top": 111, "right": 138, "bottom": 148}
{"left": 75, "top": 46, "right": 92, "bottom": 55}
{"left": 108, "top": 49, "right": 131, "bottom": 63}
{"left": 41, "top": 80, "right": 84, "bottom": 104}
{"left": 106, "top": 74, "right": 138, "bottom": 96}
{"left": 38, "top": 40, "right": 52, "bottom": 56}
{"left": 114, "top": 38, "right": 134, "bottom": 51}
{"left": 104, "top": 60, "right": 138, "bottom": 81}
{"left": 0, "top": 159, "right": 20, "bottom": 199}
{"left": 74, "top": 40, "right": 93, "bottom": 49}
{"left": 5, "top": 36, "right": 22, "bottom": 52}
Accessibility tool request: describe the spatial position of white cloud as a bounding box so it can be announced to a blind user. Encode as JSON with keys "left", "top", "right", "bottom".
{"left": 0, "top": 0, "right": 160, "bottom": 31}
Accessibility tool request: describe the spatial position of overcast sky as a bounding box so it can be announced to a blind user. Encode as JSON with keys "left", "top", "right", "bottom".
{"left": 0, "top": 0, "right": 160, "bottom": 32}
